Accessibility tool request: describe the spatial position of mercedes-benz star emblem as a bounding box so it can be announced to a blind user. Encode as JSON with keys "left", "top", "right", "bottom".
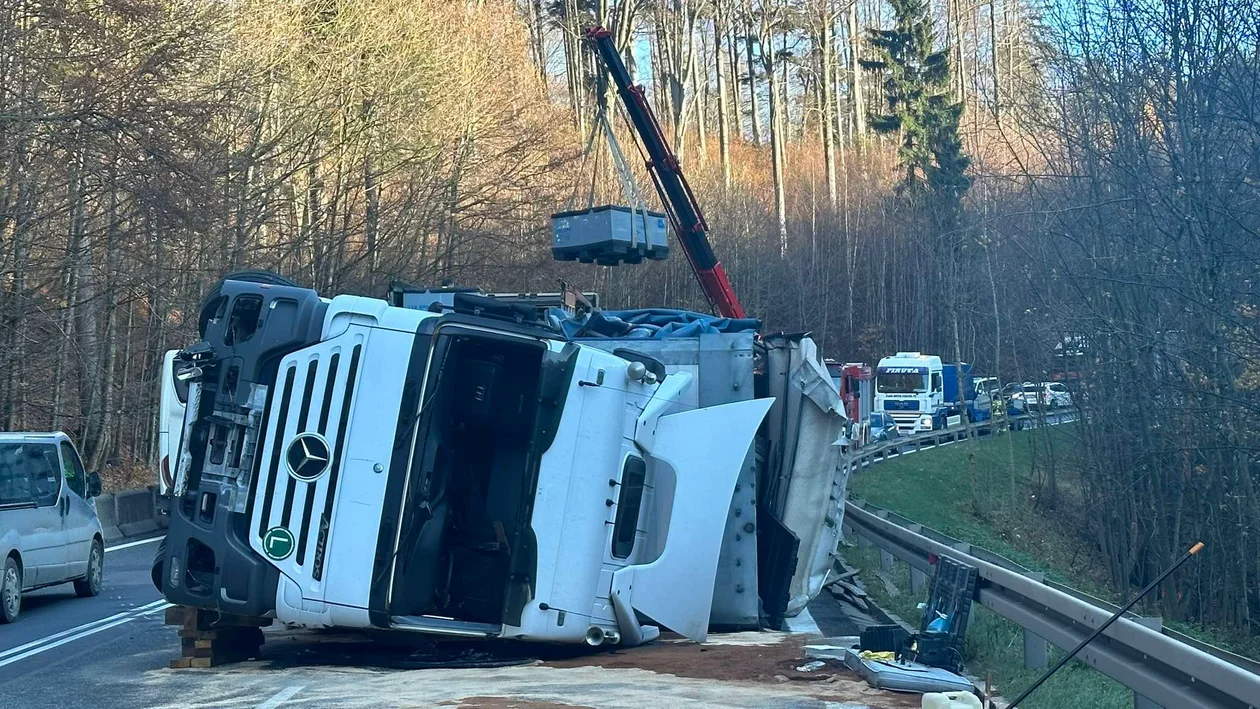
{"left": 286, "top": 433, "right": 331, "bottom": 481}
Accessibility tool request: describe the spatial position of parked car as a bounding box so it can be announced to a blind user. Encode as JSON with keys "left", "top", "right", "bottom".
{"left": 1007, "top": 382, "right": 1042, "bottom": 412}
{"left": 869, "top": 412, "right": 902, "bottom": 442}
{"left": 1043, "top": 382, "right": 1073, "bottom": 408}
{"left": 0, "top": 432, "right": 104, "bottom": 623}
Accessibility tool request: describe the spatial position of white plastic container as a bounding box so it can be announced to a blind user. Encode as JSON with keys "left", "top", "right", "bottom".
{"left": 922, "top": 691, "right": 983, "bottom": 709}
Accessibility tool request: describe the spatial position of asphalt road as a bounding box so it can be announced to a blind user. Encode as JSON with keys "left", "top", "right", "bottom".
{"left": 0, "top": 534, "right": 871, "bottom": 709}
{"left": 0, "top": 537, "right": 173, "bottom": 696}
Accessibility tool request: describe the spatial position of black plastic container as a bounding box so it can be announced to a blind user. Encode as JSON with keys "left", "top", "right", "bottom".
{"left": 860, "top": 624, "right": 911, "bottom": 653}
{"left": 917, "top": 557, "right": 979, "bottom": 673}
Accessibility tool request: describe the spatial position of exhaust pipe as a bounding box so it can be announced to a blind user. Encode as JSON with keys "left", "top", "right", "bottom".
{"left": 603, "top": 629, "right": 621, "bottom": 645}
{"left": 585, "top": 626, "right": 605, "bottom": 647}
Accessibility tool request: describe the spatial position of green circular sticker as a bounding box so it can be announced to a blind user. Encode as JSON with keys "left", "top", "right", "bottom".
{"left": 263, "top": 526, "right": 295, "bottom": 561}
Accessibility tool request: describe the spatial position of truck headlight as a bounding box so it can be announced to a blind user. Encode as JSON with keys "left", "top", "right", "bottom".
{"left": 918, "top": 415, "right": 933, "bottom": 429}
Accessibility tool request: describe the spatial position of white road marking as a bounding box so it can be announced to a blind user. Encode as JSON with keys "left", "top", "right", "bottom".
{"left": 783, "top": 607, "right": 822, "bottom": 636}
{"left": 0, "top": 600, "right": 171, "bottom": 668}
{"left": 0, "top": 606, "right": 151, "bottom": 661}
{"left": 105, "top": 536, "right": 163, "bottom": 553}
{"left": 257, "top": 685, "right": 306, "bottom": 709}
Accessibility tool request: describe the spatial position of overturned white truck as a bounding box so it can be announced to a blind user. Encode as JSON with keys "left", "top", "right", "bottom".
{"left": 157, "top": 279, "right": 848, "bottom": 646}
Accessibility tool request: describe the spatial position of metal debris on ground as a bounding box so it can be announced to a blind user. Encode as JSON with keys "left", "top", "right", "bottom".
{"left": 796, "top": 660, "right": 827, "bottom": 672}
{"left": 806, "top": 644, "right": 856, "bottom": 664}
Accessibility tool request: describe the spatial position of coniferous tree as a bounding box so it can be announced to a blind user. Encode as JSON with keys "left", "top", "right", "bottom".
{"left": 861, "top": 0, "right": 968, "bottom": 200}
{"left": 926, "top": 95, "right": 969, "bottom": 229}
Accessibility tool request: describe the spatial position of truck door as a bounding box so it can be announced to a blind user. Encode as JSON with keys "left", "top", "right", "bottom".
{"left": 610, "top": 398, "right": 773, "bottom": 643}
{"left": 158, "top": 349, "right": 189, "bottom": 495}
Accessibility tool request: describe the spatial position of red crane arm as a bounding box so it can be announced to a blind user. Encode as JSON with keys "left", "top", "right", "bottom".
{"left": 585, "top": 26, "right": 746, "bottom": 320}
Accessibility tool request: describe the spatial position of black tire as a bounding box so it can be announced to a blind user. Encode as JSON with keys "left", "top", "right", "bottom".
{"left": 151, "top": 536, "right": 168, "bottom": 593}
{"left": 198, "top": 270, "right": 299, "bottom": 338}
{"left": 74, "top": 539, "right": 104, "bottom": 598}
{"left": 1, "top": 556, "right": 21, "bottom": 624}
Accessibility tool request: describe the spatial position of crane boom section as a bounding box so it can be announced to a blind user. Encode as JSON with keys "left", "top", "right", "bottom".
{"left": 585, "top": 26, "right": 746, "bottom": 319}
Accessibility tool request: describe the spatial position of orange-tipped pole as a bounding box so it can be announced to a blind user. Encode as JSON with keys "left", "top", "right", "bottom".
{"left": 1009, "top": 542, "right": 1205, "bottom": 707}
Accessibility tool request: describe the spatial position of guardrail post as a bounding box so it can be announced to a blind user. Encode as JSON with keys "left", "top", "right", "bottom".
{"left": 857, "top": 529, "right": 872, "bottom": 550}
{"left": 908, "top": 524, "right": 928, "bottom": 593}
{"left": 1021, "top": 571, "right": 1051, "bottom": 669}
{"left": 1132, "top": 617, "right": 1165, "bottom": 709}
{"left": 875, "top": 511, "right": 894, "bottom": 571}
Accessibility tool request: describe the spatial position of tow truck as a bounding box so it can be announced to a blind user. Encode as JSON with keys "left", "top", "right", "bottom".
{"left": 155, "top": 27, "right": 848, "bottom": 646}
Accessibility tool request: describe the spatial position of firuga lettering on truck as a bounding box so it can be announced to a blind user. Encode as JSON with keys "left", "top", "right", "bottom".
{"left": 879, "top": 367, "right": 927, "bottom": 374}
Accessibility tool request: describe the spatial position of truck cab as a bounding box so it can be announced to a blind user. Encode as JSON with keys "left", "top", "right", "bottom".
{"left": 825, "top": 360, "right": 873, "bottom": 447}
{"left": 157, "top": 280, "right": 772, "bottom": 646}
{"left": 874, "top": 353, "right": 946, "bottom": 433}
{"left": 874, "top": 354, "right": 986, "bottom": 433}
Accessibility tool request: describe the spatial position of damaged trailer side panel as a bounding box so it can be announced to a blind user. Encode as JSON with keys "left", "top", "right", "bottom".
{"left": 574, "top": 325, "right": 851, "bottom": 629}
{"left": 762, "top": 336, "right": 850, "bottom": 617}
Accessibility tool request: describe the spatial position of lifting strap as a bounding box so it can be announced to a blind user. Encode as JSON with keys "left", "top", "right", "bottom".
{"left": 564, "top": 94, "right": 651, "bottom": 249}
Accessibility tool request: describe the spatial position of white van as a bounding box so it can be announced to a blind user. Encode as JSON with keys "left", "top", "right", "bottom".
{"left": 0, "top": 432, "right": 104, "bottom": 623}
{"left": 157, "top": 349, "right": 189, "bottom": 508}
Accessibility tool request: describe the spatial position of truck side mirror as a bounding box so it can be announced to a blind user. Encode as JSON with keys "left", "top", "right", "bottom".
{"left": 87, "top": 471, "right": 102, "bottom": 498}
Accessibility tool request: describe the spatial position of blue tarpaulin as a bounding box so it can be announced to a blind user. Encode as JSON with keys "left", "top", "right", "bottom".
{"left": 548, "top": 308, "right": 761, "bottom": 339}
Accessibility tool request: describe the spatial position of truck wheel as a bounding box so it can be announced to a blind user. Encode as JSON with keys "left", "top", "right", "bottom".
{"left": 151, "top": 536, "right": 168, "bottom": 593}
{"left": 74, "top": 540, "right": 104, "bottom": 598}
{"left": 198, "top": 270, "right": 299, "bottom": 338}
{"left": 1, "top": 557, "right": 21, "bottom": 624}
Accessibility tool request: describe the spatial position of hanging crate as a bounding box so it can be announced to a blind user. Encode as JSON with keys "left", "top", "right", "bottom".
{"left": 551, "top": 205, "right": 669, "bottom": 266}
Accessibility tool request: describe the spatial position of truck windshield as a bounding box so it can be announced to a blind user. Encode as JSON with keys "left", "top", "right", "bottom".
{"left": 877, "top": 372, "right": 927, "bottom": 394}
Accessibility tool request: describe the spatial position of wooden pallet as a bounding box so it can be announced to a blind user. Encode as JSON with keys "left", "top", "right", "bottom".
{"left": 165, "top": 605, "right": 271, "bottom": 668}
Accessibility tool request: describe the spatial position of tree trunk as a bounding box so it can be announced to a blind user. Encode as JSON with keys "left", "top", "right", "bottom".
{"left": 726, "top": 19, "right": 743, "bottom": 140}
{"left": 692, "top": 39, "right": 707, "bottom": 161}
{"left": 714, "top": 9, "right": 732, "bottom": 188}
{"left": 989, "top": 0, "right": 1000, "bottom": 119}
{"left": 847, "top": 2, "right": 865, "bottom": 139}
{"left": 657, "top": 0, "right": 697, "bottom": 161}
{"left": 745, "top": 26, "right": 763, "bottom": 144}
{"left": 563, "top": 0, "right": 588, "bottom": 134}
{"left": 528, "top": 0, "right": 548, "bottom": 89}
{"left": 817, "top": 6, "right": 838, "bottom": 208}
{"left": 763, "top": 36, "right": 788, "bottom": 255}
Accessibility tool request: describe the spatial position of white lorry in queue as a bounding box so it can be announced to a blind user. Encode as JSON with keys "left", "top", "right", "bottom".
{"left": 874, "top": 352, "right": 949, "bottom": 433}
{"left": 873, "top": 352, "right": 990, "bottom": 433}
{"left": 154, "top": 279, "right": 848, "bottom": 646}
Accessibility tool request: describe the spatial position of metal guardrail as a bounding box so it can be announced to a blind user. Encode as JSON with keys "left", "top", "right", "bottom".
{"left": 842, "top": 416, "right": 1260, "bottom": 709}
